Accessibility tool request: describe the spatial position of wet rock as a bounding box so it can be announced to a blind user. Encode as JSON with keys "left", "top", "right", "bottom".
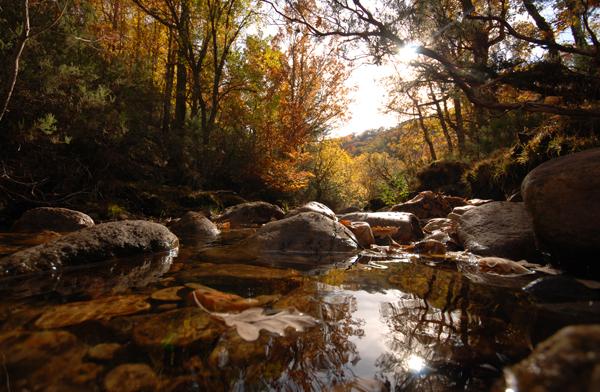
{"left": 189, "top": 286, "right": 279, "bottom": 312}
{"left": 88, "top": 343, "right": 123, "bottom": 361}
{"left": 204, "top": 212, "right": 358, "bottom": 263}
{"left": 12, "top": 207, "right": 94, "bottom": 233}
{"left": 104, "top": 363, "right": 159, "bottom": 392}
{"left": 457, "top": 202, "right": 538, "bottom": 260}
{"left": 0, "top": 220, "right": 178, "bottom": 277}
{"left": 214, "top": 201, "right": 284, "bottom": 228}
{"left": 422, "top": 218, "right": 457, "bottom": 235}
{"left": 0, "top": 231, "right": 63, "bottom": 257}
{"left": 524, "top": 276, "right": 600, "bottom": 303}
{"left": 181, "top": 263, "right": 300, "bottom": 280}
{"left": 151, "top": 286, "right": 185, "bottom": 301}
{"left": 133, "top": 307, "right": 220, "bottom": 347}
{"left": 413, "top": 239, "right": 447, "bottom": 255}
{"left": 168, "top": 211, "right": 219, "bottom": 239}
{"left": 470, "top": 257, "right": 533, "bottom": 276}
{"left": 0, "top": 330, "right": 80, "bottom": 368}
{"left": 497, "top": 325, "right": 600, "bottom": 392}
{"left": 391, "top": 191, "right": 466, "bottom": 219}
{"left": 35, "top": 294, "right": 150, "bottom": 328}
{"left": 522, "top": 148, "right": 600, "bottom": 273}
{"left": 345, "top": 221, "right": 375, "bottom": 248}
{"left": 339, "top": 211, "right": 423, "bottom": 243}
{"left": 249, "top": 211, "right": 357, "bottom": 253}
{"left": 286, "top": 201, "right": 336, "bottom": 220}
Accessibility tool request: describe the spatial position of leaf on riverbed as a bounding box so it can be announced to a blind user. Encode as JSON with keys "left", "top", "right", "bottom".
{"left": 192, "top": 292, "right": 318, "bottom": 341}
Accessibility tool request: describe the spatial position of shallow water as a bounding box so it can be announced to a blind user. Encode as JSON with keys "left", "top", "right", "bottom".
{"left": 0, "top": 230, "right": 598, "bottom": 391}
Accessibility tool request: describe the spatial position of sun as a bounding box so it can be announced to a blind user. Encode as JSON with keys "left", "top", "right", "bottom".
{"left": 396, "top": 42, "right": 420, "bottom": 63}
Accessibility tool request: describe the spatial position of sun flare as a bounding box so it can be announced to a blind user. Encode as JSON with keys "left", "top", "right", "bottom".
{"left": 396, "top": 42, "right": 420, "bottom": 63}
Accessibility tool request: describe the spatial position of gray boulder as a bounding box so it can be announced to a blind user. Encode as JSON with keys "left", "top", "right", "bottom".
{"left": 0, "top": 220, "right": 178, "bottom": 277}
{"left": 339, "top": 211, "right": 423, "bottom": 242}
{"left": 457, "top": 202, "right": 538, "bottom": 260}
{"left": 522, "top": 148, "right": 600, "bottom": 272}
{"left": 169, "top": 211, "right": 219, "bottom": 239}
{"left": 214, "top": 201, "right": 284, "bottom": 228}
{"left": 12, "top": 207, "right": 94, "bottom": 233}
{"left": 495, "top": 325, "right": 600, "bottom": 392}
{"left": 201, "top": 212, "right": 358, "bottom": 264}
{"left": 286, "top": 201, "right": 336, "bottom": 220}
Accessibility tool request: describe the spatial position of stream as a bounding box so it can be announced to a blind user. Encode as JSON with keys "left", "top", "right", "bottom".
{"left": 0, "top": 230, "right": 598, "bottom": 391}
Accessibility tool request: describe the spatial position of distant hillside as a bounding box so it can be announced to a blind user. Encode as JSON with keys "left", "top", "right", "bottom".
{"left": 337, "top": 120, "right": 414, "bottom": 156}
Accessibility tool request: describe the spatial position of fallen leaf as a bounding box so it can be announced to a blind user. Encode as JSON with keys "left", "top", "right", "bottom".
{"left": 192, "top": 292, "right": 318, "bottom": 342}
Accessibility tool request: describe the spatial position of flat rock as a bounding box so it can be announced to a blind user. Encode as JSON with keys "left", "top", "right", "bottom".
{"left": 391, "top": 191, "right": 466, "bottom": 219}
{"left": 522, "top": 148, "right": 600, "bottom": 273}
{"left": 457, "top": 202, "right": 538, "bottom": 260}
{"left": 286, "top": 201, "right": 336, "bottom": 220}
{"left": 35, "top": 295, "right": 150, "bottom": 328}
{"left": 339, "top": 211, "right": 422, "bottom": 243}
{"left": 168, "top": 211, "right": 219, "bottom": 239}
{"left": 12, "top": 207, "right": 94, "bottom": 233}
{"left": 214, "top": 201, "right": 284, "bottom": 228}
{"left": 496, "top": 325, "right": 600, "bottom": 392}
{"left": 104, "top": 363, "right": 158, "bottom": 392}
{"left": 0, "top": 220, "right": 178, "bottom": 277}
{"left": 133, "top": 307, "right": 220, "bottom": 347}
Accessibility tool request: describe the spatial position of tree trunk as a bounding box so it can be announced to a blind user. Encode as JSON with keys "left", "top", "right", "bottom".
{"left": 0, "top": 0, "right": 30, "bottom": 124}
{"left": 174, "top": 47, "right": 187, "bottom": 132}
{"left": 429, "top": 83, "right": 454, "bottom": 155}
{"left": 161, "top": 29, "right": 175, "bottom": 135}
{"left": 452, "top": 96, "right": 466, "bottom": 155}
{"left": 415, "top": 106, "right": 437, "bottom": 162}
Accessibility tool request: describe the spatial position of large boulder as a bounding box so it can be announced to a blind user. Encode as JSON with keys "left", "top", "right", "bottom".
{"left": 457, "top": 202, "right": 538, "bottom": 260}
{"left": 522, "top": 148, "right": 600, "bottom": 273}
{"left": 201, "top": 212, "right": 358, "bottom": 264}
{"left": 12, "top": 207, "right": 94, "bottom": 233}
{"left": 286, "top": 201, "right": 336, "bottom": 220}
{"left": 391, "top": 191, "right": 466, "bottom": 219}
{"left": 214, "top": 201, "right": 284, "bottom": 228}
{"left": 495, "top": 325, "right": 600, "bottom": 392}
{"left": 339, "top": 211, "right": 423, "bottom": 243}
{"left": 168, "top": 211, "right": 219, "bottom": 239}
{"left": 0, "top": 220, "right": 178, "bottom": 277}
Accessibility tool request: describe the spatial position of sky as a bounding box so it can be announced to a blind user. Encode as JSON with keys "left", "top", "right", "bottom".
{"left": 331, "top": 62, "right": 400, "bottom": 137}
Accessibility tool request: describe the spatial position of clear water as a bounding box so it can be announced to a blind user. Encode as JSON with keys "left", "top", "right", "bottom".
{"left": 0, "top": 231, "right": 598, "bottom": 391}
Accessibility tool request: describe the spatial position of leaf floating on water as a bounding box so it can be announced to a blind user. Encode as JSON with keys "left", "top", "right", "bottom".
{"left": 192, "top": 292, "right": 318, "bottom": 342}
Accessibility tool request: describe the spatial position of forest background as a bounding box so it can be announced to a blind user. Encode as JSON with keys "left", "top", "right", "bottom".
{"left": 0, "top": 0, "right": 598, "bottom": 226}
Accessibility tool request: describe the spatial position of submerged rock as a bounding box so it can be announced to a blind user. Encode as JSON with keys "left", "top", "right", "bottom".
{"left": 104, "top": 363, "right": 159, "bottom": 392}
{"left": 133, "top": 307, "right": 220, "bottom": 347}
{"left": 286, "top": 201, "right": 336, "bottom": 220}
{"left": 497, "top": 325, "right": 600, "bottom": 392}
{"left": 522, "top": 148, "right": 600, "bottom": 274}
{"left": 215, "top": 201, "right": 285, "bottom": 228}
{"left": 457, "top": 202, "right": 538, "bottom": 260}
{"left": 168, "top": 211, "right": 219, "bottom": 239}
{"left": 339, "top": 211, "right": 422, "bottom": 243}
{"left": 0, "top": 220, "right": 178, "bottom": 277}
{"left": 391, "top": 191, "right": 466, "bottom": 219}
{"left": 524, "top": 276, "right": 600, "bottom": 303}
{"left": 12, "top": 207, "right": 94, "bottom": 233}
{"left": 35, "top": 294, "right": 150, "bottom": 328}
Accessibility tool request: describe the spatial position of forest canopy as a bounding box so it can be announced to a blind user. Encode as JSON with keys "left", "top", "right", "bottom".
{"left": 0, "top": 0, "right": 599, "bottom": 220}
